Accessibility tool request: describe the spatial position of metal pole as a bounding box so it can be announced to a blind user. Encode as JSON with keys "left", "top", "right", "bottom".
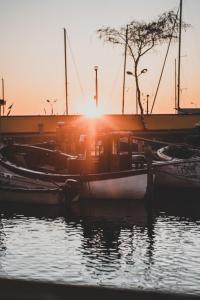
{"left": 64, "top": 28, "right": 68, "bottom": 115}
{"left": 122, "top": 25, "right": 128, "bottom": 114}
{"left": 146, "top": 94, "right": 149, "bottom": 115}
{"left": 175, "top": 59, "right": 177, "bottom": 113}
{"left": 2, "top": 78, "right": 4, "bottom": 116}
{"left": 94, "top": 66, "right": 98, "bottom": 108}
{"left": 177, "top": 0, "right": 182, "bottom": 111}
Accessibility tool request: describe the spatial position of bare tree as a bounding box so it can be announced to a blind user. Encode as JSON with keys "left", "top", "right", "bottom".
{"left": 97, "top": 10, "right": 189, "bottom": 122}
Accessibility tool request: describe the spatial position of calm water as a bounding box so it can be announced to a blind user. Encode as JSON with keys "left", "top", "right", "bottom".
{"left": 0, "top": 193, "right": 200, "bottom": 296}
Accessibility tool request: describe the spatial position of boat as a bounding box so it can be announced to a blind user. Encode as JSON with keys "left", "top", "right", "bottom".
{"left": 154, "top": 144, "right": 200, "bottom": 191}
{"left": 0, "top": 131, "right": 152, "bottom": 201}
{"left": 0, "top": 169, "right": 80, "bottom": 206}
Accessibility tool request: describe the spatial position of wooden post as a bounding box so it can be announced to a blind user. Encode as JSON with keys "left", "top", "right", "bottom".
{"left": 144, "top": 144, "right": 154, "bottom": 209}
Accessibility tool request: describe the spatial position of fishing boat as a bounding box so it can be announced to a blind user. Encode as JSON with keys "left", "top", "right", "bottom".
{"left": 0, "top": 131, "right": 151, "bottom": 200}
{"left": 0, "top": 169, "right": 80, "bottom": 206}
{"left": 154, "top": 144, "right": 200, "bottom": 191}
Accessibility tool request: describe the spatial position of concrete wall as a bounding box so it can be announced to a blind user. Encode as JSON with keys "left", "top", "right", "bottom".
{"left": 0, "top": 114, "right": 200, "bottom": 133}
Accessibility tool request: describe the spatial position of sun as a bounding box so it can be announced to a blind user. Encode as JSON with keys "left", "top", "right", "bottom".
{"left": 81, "top": 100, "right": 103, "bottom": 118}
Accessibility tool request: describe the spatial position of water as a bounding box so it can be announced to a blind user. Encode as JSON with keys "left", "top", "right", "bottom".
{"left": 0, "top": 194, "right": 200, "bottom": 296}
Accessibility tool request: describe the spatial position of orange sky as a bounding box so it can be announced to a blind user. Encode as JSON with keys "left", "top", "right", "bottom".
{"left": 1, "top": 0, "right": 200, "bottom": 116}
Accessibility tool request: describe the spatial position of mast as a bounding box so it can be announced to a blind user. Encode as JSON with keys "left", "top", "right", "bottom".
{"left": 177, "top": 0, "right": 182, "bottom": 111}
{"left": 64, "top": 28, "right": 68, "bottom": 115}
{"left": 175, "top": 59, "right": 177, "bottom": 112}
{"left": 122, "top": 25, "right": 128, "bottom": 114}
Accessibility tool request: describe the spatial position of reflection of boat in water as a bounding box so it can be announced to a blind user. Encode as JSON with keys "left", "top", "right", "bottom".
{"left": 76, "top": 198, "right": 149, "bottom": 226}
{"left": 154, "top": 145, "right": 200, "bottom": 191}
{"left": 0, "top": 131, "right": 150, "bottom": 201}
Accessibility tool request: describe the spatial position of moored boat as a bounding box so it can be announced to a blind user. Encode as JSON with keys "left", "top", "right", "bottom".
{"left": 0, "top": 170, "right": 80, "bottom": 206}
{"left": 0, "top": 132, "right": 151, "bottom": 200}
{"left": 154, "top": 145, "right": 200, "bottom": 191}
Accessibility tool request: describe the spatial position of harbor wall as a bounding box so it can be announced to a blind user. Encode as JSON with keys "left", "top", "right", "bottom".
{"left": 0, "top": 114, "right": 200, "bottom": 134}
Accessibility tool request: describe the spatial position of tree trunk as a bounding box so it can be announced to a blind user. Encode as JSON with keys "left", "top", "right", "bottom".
{"left": 134, "top": 62, "right": 146, "bottom": 130}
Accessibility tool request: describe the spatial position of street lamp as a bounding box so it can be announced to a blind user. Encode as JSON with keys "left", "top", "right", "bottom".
{"left": 46, "top": 99, "right": 57, "bottom": 115}
{"left": 127, "top": 68, "right": 147, "bottom": 77}
{"left": 146, "top": 94, "right": 150, "bottom": 115}
{"left": 126, "top": 69, "right": 148, "bottom": 114}
{"left": 94, "top": 66, "right": 98, "bottom": 108}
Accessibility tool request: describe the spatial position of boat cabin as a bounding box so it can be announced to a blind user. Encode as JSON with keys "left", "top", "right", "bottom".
{"left": 67, "top": 131, "right": 146, "bottom": 174}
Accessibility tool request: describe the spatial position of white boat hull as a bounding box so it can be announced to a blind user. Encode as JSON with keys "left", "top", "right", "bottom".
{"left": 82, "top": 173, "right": 147, "bottom": 200}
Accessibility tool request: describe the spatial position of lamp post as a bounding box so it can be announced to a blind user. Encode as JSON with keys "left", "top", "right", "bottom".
{"left": 126, "top": 69, "right": 148, "bottom": 114}
{"left": 94, "top": 66, "right": 98, "bottom": 108}
{"left": 46, "top": 99, "right": 57, "bottom": 115}
{"left": 146, "top": 94, "right": 149, "bottom": 115}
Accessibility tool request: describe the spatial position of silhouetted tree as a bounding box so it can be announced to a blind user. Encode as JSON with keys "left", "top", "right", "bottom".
{"left": 97, "top": 10, "right": 189, "bottom": 125}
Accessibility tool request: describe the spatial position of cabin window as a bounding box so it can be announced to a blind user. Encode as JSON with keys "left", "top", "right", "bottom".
{"left": 94, "top": 140, "right": 104, "bottom": 157}
{"left": 112, "top": 139, "right": 118, "bottom": 155}
{"left": 119, "top": 137, "right": 129, "bottom": 154}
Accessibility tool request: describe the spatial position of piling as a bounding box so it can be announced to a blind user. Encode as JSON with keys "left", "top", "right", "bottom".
{"left": 144, "top": 144, "right": 154, "bottom": 211}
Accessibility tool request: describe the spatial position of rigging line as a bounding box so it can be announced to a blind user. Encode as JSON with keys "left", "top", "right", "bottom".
{"left": 110, "top": 56, "right": 124, "bottom": 102}
{"left": 66, "top": 33, "right": 85, "bottom": 97}
{"left": 150, "top": 8, "right": 180, "bottom": 114}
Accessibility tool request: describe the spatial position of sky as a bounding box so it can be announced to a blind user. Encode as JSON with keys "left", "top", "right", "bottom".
{"left": 1, "top": 0, "right": 200, "bottom": 116}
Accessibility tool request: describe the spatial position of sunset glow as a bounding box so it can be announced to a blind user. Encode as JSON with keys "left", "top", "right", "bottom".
{"left": 1, "top": 0, "right": 200, "bottom": 115}
{"left": 81, "top": 100, "right": 103, "bottom": 118}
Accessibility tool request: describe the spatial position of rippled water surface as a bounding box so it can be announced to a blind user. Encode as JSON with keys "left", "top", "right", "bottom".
{"left": 0, "top": 195, "right": 200, "bottom": 296}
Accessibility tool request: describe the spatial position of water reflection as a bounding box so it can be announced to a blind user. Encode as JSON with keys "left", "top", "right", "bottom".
{"left": 74, "top": 199, "right": 157, "bottom": 284}
{"left": 0, "top": 219, "right": 7, "bottom": 276}
{"left": 0, "top": 203, "right": 65, "bottom": 220}
{"left": 0, "top": 194, "right": 199, "bottom": 295}
{"left": 153, "top": 188, "right": 200, "bottom": 221}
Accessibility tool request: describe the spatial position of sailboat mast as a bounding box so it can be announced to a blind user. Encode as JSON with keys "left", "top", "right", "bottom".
{"left": 122, "top": 25, "right": 128, "bottom": 114}
{"left": 64, "top": 28, "right": 68, "bottom": 115}
{"left": 175, "top": 59, "right": 177, "bottom": 112}
{"left": 177, "top": 0, "right": 182, "bottom": 111}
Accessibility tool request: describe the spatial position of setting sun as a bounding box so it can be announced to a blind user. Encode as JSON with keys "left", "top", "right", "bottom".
{"left": 81, "top": 100, "right": 103, "bottom": 118}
